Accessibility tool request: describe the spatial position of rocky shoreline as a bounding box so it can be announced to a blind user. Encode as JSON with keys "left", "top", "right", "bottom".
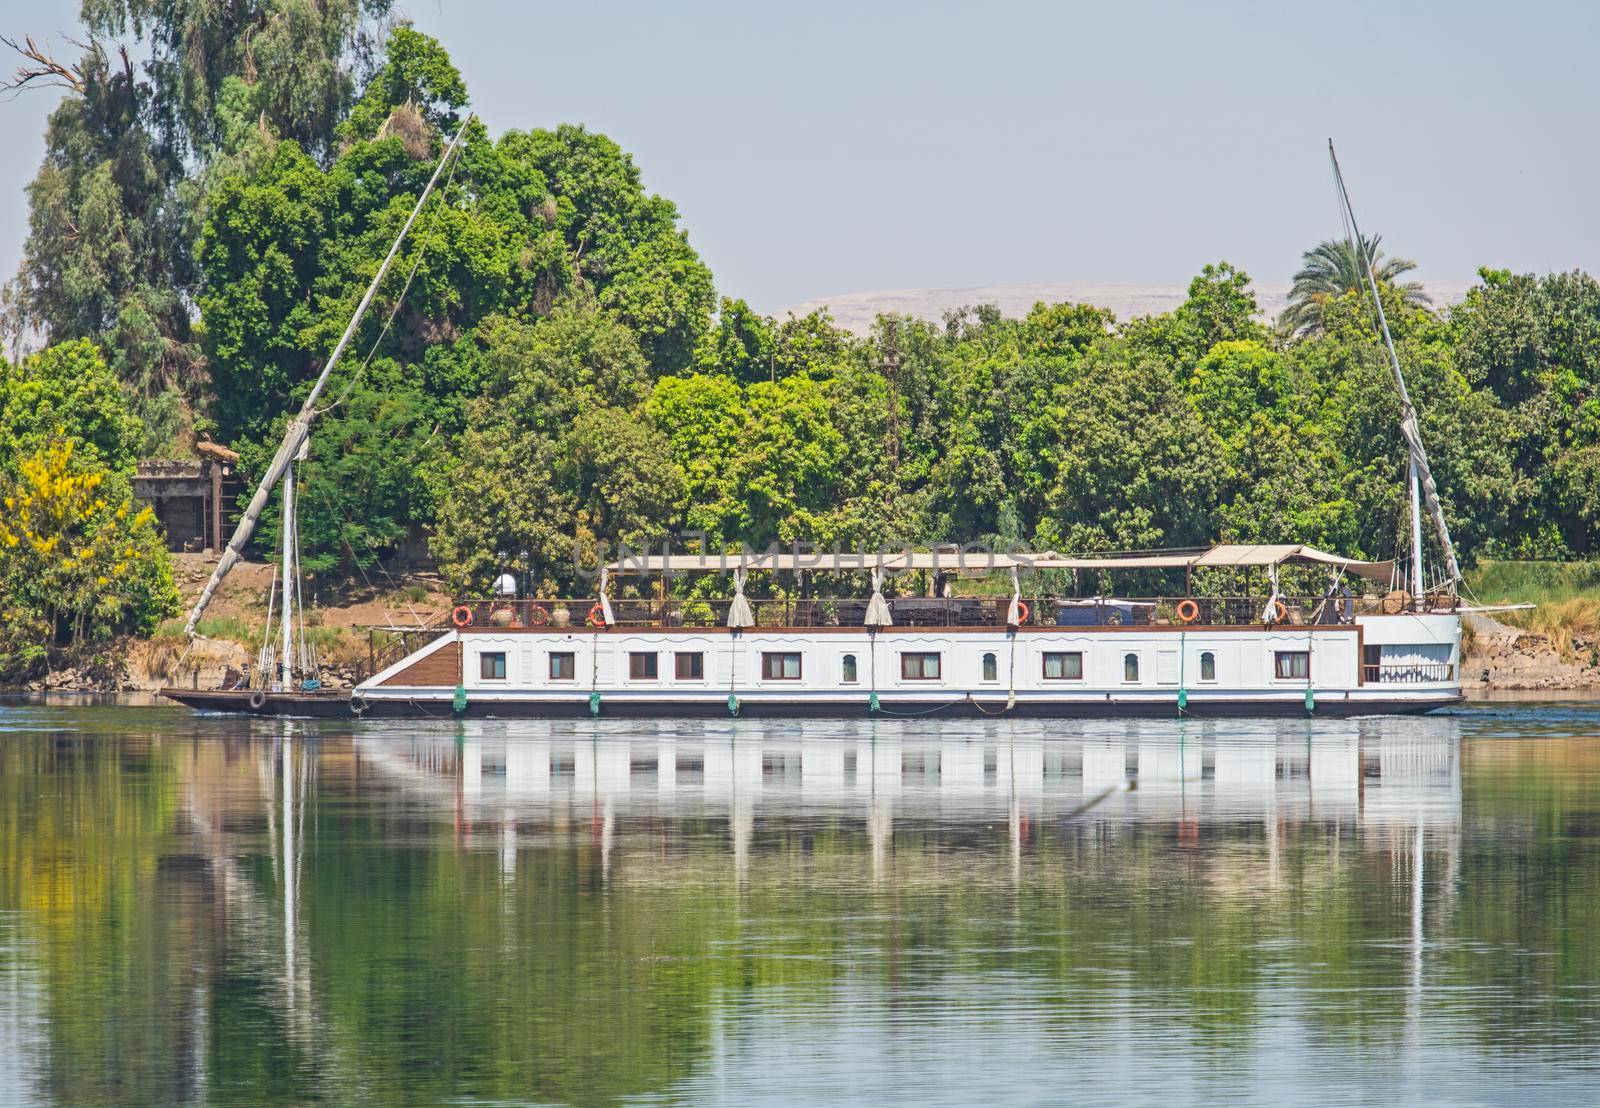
{"left": 1459, "top": 612, "right": 1600, "bottom": 693}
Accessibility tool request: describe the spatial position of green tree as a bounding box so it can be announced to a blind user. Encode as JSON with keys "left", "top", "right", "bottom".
{"left": 0, "top": 340, "right": 144, "bottom": 478}
{"left": 1281, "top": 235, "right": 1429, "bottom": 338}
{"left": 0, "top": 439, "right": 177, "bottom": 681}
{"left": 1173, "top": 262, "right": 1266, "bottom": 363}
{"left": 5, "top": 1, "right": 398, "bottom": 450}
{"left": 501, "top": 124, "right": 716, "bottom": 373}
{"left": 1448, "top": 269, "right": 1600, "bottom": 555}
{"left": 645, "top": 373, "right": 748, "bottom": 536}
{"left": 3, "top": 42, "right": 197, "bottom": 448}
{"left": 245, "top": 364, "right": 439, "bottom": 575}
{"left": 1034, "top": 338, "right": 1222, "bottom": 553}
{"left": 337, "top": 24, "right": 467, "bottom": 148}
{"left": 693, "top": 297, "right": 775, "bottom": 383}
{"left": 80, "top": 0, "right": 395, "bottom": 162}
{"left": 431, "top": 302, "right": 677, "bottom": 591}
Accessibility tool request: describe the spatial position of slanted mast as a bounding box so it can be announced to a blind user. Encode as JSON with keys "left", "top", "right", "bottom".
{"left": 1327, "top": 141, "right": 1462, "bottom": 594}
{"left": 183, "top": 114, "right": 476, "bottom": 640}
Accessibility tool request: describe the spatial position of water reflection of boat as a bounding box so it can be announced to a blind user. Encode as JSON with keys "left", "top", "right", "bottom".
{"left": 352, "top": 719, "right": 1461, "bottom": 834}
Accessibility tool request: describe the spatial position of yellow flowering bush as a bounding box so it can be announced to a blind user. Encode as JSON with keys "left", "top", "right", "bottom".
{"left": 0, "top": 440, "right": 178, "bottom": 681}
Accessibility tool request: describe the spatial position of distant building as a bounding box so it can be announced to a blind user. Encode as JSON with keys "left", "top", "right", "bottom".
{"left": 132, "top": 442, "right": 241, "bottom": 553}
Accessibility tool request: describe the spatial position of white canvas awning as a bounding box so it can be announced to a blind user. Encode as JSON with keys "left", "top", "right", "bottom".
{"left": 1027, "top": 544, "right": 1395, "bottom": 582}
{"left": 605, "top": 544, "right": 1393, "bottom": 582}
{"left": 605, "top": 550, "right": 1039, "bottom": 575}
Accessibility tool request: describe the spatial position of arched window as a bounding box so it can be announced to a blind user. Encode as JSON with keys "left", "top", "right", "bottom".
{"left": 1200, "top": 651, "right": 1216, "bottom": 682}
{"left": 982, "top": 652, "right": 998, "bottom": 682}
{"left": 1123, "top": 652, "right": 1140, "bottom": 682}
{"left": 842, "top": 654, "right": 859, "bottom": 683}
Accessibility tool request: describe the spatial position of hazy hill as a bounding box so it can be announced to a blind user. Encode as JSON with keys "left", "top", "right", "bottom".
{"left": 777, "top": 281, "right": 1477, "bottom": 334}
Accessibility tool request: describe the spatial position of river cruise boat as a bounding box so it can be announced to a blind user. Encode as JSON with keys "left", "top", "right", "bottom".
{"left": 164, "top": 542, "right": 1463, "bottom": 718}
{"left": 338, "top": 544, "right": 1460, "bottom": 719}
{"left": 159, "top": 137, "right": 1467, "bottom": 721}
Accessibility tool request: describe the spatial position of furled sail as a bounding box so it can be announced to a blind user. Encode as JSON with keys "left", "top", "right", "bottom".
{"left": 1328, "top": 141, "right": 1462, "bottom": 586}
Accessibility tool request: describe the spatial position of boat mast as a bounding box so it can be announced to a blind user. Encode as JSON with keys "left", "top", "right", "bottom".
{"left": 1327, "top": 141, "right": 1462, "bottom": 597}
{"left": 184, "top": 113, "right": 475, "bottom": 637}
{"left": 1408, "top": 460, "right": 1425, "bottom": 603}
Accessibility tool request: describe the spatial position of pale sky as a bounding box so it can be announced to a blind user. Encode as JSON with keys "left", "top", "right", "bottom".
{"left": 1, "top": 0, "right": 1595, "bottom": 313}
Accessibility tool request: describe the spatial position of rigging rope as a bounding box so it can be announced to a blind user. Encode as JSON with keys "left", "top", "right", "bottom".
{"left": 319, "top": 138, "right": 466, "bottom": 418}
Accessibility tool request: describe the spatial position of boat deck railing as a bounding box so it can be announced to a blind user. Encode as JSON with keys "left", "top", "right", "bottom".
{"left": 1363, "top": 662, "right": 1457, "bottom": 684}
{"left": 362, "top": 624, "right": 454, "bottom": 681}
{"left": 435, "top": 593, "right": 1457, "bottom": 633}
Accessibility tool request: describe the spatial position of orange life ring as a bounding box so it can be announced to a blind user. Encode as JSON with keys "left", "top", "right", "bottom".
{"left": 1177, "top": 598, "right": 1199, "bottom": 624}
{"left": 1015, "top": 600, "right": 1030, "bottom": 625}
{"left": 587, "top": 603, "right": 607, "bottom": 628}
{"left": 527, "top": 604, "right": 550, "bottom": 626}
{"left": 451, "top": 604, "right": 474, "bottom": 628}
{"left": 1269, "top": 598, "right": 1288, "bottom": 624}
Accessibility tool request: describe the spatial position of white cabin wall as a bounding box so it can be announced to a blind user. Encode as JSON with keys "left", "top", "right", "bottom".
{"left": 436, "top": 621, "right": 1397, "bottom": 700}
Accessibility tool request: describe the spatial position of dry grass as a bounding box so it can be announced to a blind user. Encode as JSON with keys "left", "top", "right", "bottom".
{"left": 1520, "top": 597, "right": 1600, "bottom": 658}
{"left": 1470, "top": 560, "right": 1600, "bottom": 661}
{"left": 143, "top": 636, "right": 183, "bottom": 681}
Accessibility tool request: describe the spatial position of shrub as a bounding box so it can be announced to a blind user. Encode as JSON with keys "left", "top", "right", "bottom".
{"left": 0, "top": 440, "right": 178, "bottom": 682}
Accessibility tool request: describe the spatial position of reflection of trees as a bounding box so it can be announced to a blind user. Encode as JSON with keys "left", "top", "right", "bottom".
{"left": 0, "top": 735, "right": 203, "bottom": 1105}
{"left": 2, "top": 726, "right": 1599, "bottom": 1102}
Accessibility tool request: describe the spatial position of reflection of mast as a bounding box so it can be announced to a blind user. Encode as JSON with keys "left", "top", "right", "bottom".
{"left": 862, "top": 730, "right": 897, "bottom": 884}
{"left": 282, "top": 735, "right": 297, "bottom": 1009}
{"left": 1409, "top": 809, "right": 1425, "bottom": 1038}
{"left": 602, "top": 799, "right": 616, "bottom": 885}
{"left": 869, "top": 798, "right": 892, "bottom": 886}
{"left": 1008, "top": 793, "right": 1022, "bottom": 887}
{"left": 731, "top": 739, "right": 756, "bottom": 886}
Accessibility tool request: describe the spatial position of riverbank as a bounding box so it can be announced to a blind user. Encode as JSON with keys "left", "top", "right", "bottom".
{"left": 1460, "top": 612, "right": 1600, "bottom": 692}
{"left": 18, "top": 554, "right": 453, "bottom": 694}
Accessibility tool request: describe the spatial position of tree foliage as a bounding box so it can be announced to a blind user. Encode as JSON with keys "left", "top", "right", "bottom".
{"left": 0, "top": 339, "right": 144, "bottom": 477}
{"left": 431, "top": 302, "right": 681, "bottom": 591}
{"left": 0, "top": 339, "right": 174, "bottom": 680}
{"left": 3, "top": 41, "right": 197, "bottom": 447}
{"left": 80, "top": 0, "right": 394, "bottom": 162}
{"left": 5, "top": 13, "right": 1597, "bottom": 611}
{"left": 1281, "top": 234, "right": 1429, "bottom": 338}
{"left": 0, "top": 437, "right": 177, "bottom": 682}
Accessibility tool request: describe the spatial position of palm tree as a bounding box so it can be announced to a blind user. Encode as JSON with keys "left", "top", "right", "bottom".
{"left": 1279, "top": 234, "right": 1430, "bottom": 337}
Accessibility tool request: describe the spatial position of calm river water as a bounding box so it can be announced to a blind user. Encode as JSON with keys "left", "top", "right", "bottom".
{"left": 3, "top": 699, "right": 1600, "bottom": 1106}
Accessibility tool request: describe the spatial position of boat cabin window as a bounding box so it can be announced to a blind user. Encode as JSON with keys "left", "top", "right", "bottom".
{"left": 629, "top": 652, "right": 659, "bottom": 680}
{"left": 1042, "top": 651, "right": 1083, "bottom": 680}
{"left": 675, "top": 651, "right": 704, "bottom": 680}
{"left": 1275, "top": 650, "right": 1310, "bottom": 680}
{"left": 762, "top": 652, "right": 802, "bottom": 680}
{"left": 982, "top": 652, "right": 998, "bottom": 682}
{"left": 901, "top": 652, "right": 941, "bottom": 680}
{"left": 1200, "top": 651, "right": 1216, "bottom": 682}
{"left": 842, "top": 654, "right": 859, "bottom": 683}
{"left": 549, "top": 652, "right": 576, "bottom": 681}
{"left": 479, "top": 651, "right": 507, "bottom": 680}
{"left": 1123, "top": 653, "right": 1140, "bottom": 682}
